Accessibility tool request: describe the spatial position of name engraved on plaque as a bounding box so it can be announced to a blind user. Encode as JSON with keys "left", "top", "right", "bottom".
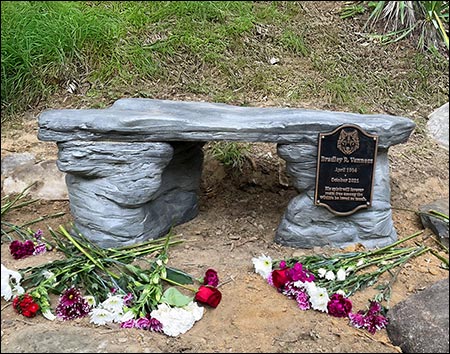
{"left": 314, "top": 124, "right": 378, "bottom": 216}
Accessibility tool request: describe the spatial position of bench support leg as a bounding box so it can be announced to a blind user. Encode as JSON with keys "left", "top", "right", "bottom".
{"left": 57, "top": 141, "right": 203, "bottom": 248}
{"left": 276, "top": 143, "right": 397, "bottom": 249}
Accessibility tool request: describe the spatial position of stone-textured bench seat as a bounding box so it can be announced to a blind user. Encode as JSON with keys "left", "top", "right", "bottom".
{"left": 38, "top": 98, "right": 415, "bottom": 249}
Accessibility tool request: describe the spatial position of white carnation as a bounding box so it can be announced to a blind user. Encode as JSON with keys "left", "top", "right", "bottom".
{"left": 101, "top": 295, "right": 124, "bottom": 314}
{"left": 90, "top": 308, "right": 115, "bottom": 325}
{"left": 325, "top": 270, "right": 335, "bottom": 281}
{"left": 252, "top": 254, "right": 273, "bottom": 279}
{"left": 306, "top": 283, "right": 329, "bottom": 312}
{"left": 1, "top": 264, "right": 24, "bottom": 301}
{"left": 317, "top": 268, "right": 327, "bottom": 278}
{"left": 336, "top": 268, "right": 346, "bottom": 281}
{"left": 150, "top": 302, "right": 203, "bottom": 337}
{"left": 117, "top": 309, "right": 135, "bottom": 323}
{"left": 183, "top": 300, "right": 204, "bottom": 321}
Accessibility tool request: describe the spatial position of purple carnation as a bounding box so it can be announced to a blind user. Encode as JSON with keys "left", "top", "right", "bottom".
{"left": 287, "top": 262, "right": 315, "bottom": 283}
{"left": 33, "top": 243, "right": 47, "bottom": 256}
{"left": 135, "top": 317, "right": 151, "bottom": 329}
{"left": 120, "top": 319, "right": 136, "bottom": 328}
{"left": 296, "top": 290, "right": 311, "bottom": 310}
{"left": 266, "top": 272, "right": 274, "bottom": 287}
{"left": 55, "top": 287, "right": 90, "bottom": 320}
{"left": 123, "top": 293, "right": 134, "bottom": 307}
{"left": 148, "top": 318, "right": 163, "bottom": 333}
{"left": 203, "top": 269, "right": 219, "bottom": 287}
{"left": 368, "top": 301, "right": 382, "bottom": 315}
{"left": 349, "top": 311, "right": 367, "bottom": 328}
{"left": 327, "top": 293, "right": 352, "bottom": 318}
{"left": 10, "top": 240, "right": 35, "bottom": 260}
{"left": 348, "top": 301, "right": 388, "bottom": 334}
{"left": 33, "top": 229, "right": 43, "bottom": 241}
{"left": 365, "top": 313, "right": 389, "bottom": 334}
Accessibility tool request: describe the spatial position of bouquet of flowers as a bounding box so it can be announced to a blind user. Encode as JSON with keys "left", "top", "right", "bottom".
{"left": 1, "top": 225, "right": 222, "bottom": 337}
{"left": 252, "top": 231, "right": 438, "bottom": 334}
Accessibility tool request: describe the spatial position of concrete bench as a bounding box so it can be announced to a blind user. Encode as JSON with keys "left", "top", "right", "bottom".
{"left": 38, "top": 98, "right": 415, "bottom": 249}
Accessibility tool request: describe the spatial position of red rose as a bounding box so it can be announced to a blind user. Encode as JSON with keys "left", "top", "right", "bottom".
{"left": 195, "top": 285, "right": 222, "bottom": 308}
{"left": 271, "top": 269, "right": 289, "bottom": 289}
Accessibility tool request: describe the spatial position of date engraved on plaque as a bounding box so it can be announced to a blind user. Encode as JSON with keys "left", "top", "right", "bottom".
{"left": 314, "top": 124, "right": 378, "bottom": 216}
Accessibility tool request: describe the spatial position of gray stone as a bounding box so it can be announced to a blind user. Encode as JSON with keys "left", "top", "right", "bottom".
{"left": 39, "top": 98, "right": 414, "bottom": 148}
{"left": 387, "top": 278, "right": 449, "bottom": 353}
{"left": 2, "top": 159, "right": 68, "bottom": 200}
{"left": 427, "top": 102, "right": 449, "bottom": 150}
{"left": 1, "top": 152, "right": 35, "bottom": 176}
{"left": 419, "top": 199, "right": 449, "bottom": 247}
{"left": 37, "top": 98, "right": 416, "bottom": 248}
{"left": 275, "top": 146, "right": 396, "bottom": 248}
{"left": 57, "top": 140, "right": 203, "bottom": 248}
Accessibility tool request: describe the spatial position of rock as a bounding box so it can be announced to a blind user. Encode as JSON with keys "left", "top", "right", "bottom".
{"left": 427, "top": 102, "right": 449, "bottom": 150}
{"left": 1, "top": 152, "right": 35, "bottom": 176}
{"left": 39, "top": 98, "right": 415, "bottom": 149}
{"left": 419, "top": 199, "right": 449, "bottom": 247}
{"left": 387, "top": 278, "right": 449, "bottom": 353}
{"left": 56, "top": 141, "right": 203, "bottom": 248}
{"left": 2, "top": 159, "right": 68, "bottom": 200}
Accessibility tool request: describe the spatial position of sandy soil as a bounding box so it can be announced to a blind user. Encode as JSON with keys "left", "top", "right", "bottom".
{"left": 1, "top": 115, "right": 448, "bottom": 353}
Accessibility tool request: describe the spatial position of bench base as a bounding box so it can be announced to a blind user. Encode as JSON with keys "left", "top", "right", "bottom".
{"left": 57, "top": 140, "right": 397, "bottom": 249}
{"left": 276, "top": 144, "right": 397, "bottom": 248}
{"left": 58, "top": 141, "right": 203, "bottom": 248}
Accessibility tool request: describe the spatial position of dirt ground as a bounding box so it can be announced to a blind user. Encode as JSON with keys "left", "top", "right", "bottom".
{"left": 1, "top": 109, "right": 449, "bottom": 353}
{"left": 1, "top": 2, "right": 449, "bottom": 352}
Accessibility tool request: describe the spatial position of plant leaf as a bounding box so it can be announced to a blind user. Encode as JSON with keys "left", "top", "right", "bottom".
{"left": 161, "top": 287, "right": 193, "bottom": 307}
{"left": 165, "top": 266, "right": 195, "bottom": 285}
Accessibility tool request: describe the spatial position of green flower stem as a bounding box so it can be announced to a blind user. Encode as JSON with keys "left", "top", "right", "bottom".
{"left": 160, "top": 277, "right": 198, "bottom": 293}
{"left": 115, "top": 234, "right": 184, "bottom": 251}
{"left": 429, "top": 248, "right": 449, "bottom": 267}
{"left": 376, "top": 246, "right": 429, "bottom": 275}
{"left": 316, "top": 245, "right": 430, "bottom": 296}
{"left": 426, "top": 209, "right": 449, "bottom": 221}
{"left": 58, "top": 225, "right": 120, "bottom": 280}
{"left": 17, "top": 212, "right": 66, "bottom": 230}
{"left": 285, "top": 231, "right": 426, "bottom": 274}
{"left": 359, "top": 231, "right": 424, "bottom": 257}
{"left": 353, "top": 247, "right": 418, "bottom": 272}
{"left": 110, "top": 241, "right": 183, "bottom": 261}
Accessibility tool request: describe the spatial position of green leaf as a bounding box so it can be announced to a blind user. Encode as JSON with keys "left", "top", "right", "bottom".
{"left": 161, "top": 266, "right": 195, "bottom": 285}
{"left": 161, "top": 287, "right": 193, "bottom": 307}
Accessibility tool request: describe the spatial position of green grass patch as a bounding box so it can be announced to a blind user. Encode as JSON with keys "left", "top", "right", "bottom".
{"left": 1, "top": 1, "right": 448, "bottom": 125}
{"left": 1, "top": 1, "right": 260, "bottom": 119}
{"left": 209, "top": 141, "right": 251, "bottom": 171}
{"left": 280, "top": 29, "right": 308, "bottom": 56}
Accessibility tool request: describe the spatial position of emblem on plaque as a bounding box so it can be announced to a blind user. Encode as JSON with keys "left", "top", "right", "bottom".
{"left": 337, "top": 129, "right": 360, "bottom": 155}
{"left": 314, "top": 124, "right": 378, "bottom": 216}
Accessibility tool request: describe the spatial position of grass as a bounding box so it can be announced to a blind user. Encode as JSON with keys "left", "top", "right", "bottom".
{"left": 1, "top": 1, "right": 258, "bottom": 118}
{"left": 1, "top": 1, "right": 448, "bottom": 127}
{"left": 1, "top": 183, "right": 65, "bottom": 243}
{"left": 341, "top": 1, "right": 449, "bottom": 51}
{"left": 209, "top": 142, "right": 251, "bottom": 171}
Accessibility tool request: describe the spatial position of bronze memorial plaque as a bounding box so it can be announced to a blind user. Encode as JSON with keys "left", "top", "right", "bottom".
{"left": 314, "top": 124, "right": 378, "bottom": 216}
